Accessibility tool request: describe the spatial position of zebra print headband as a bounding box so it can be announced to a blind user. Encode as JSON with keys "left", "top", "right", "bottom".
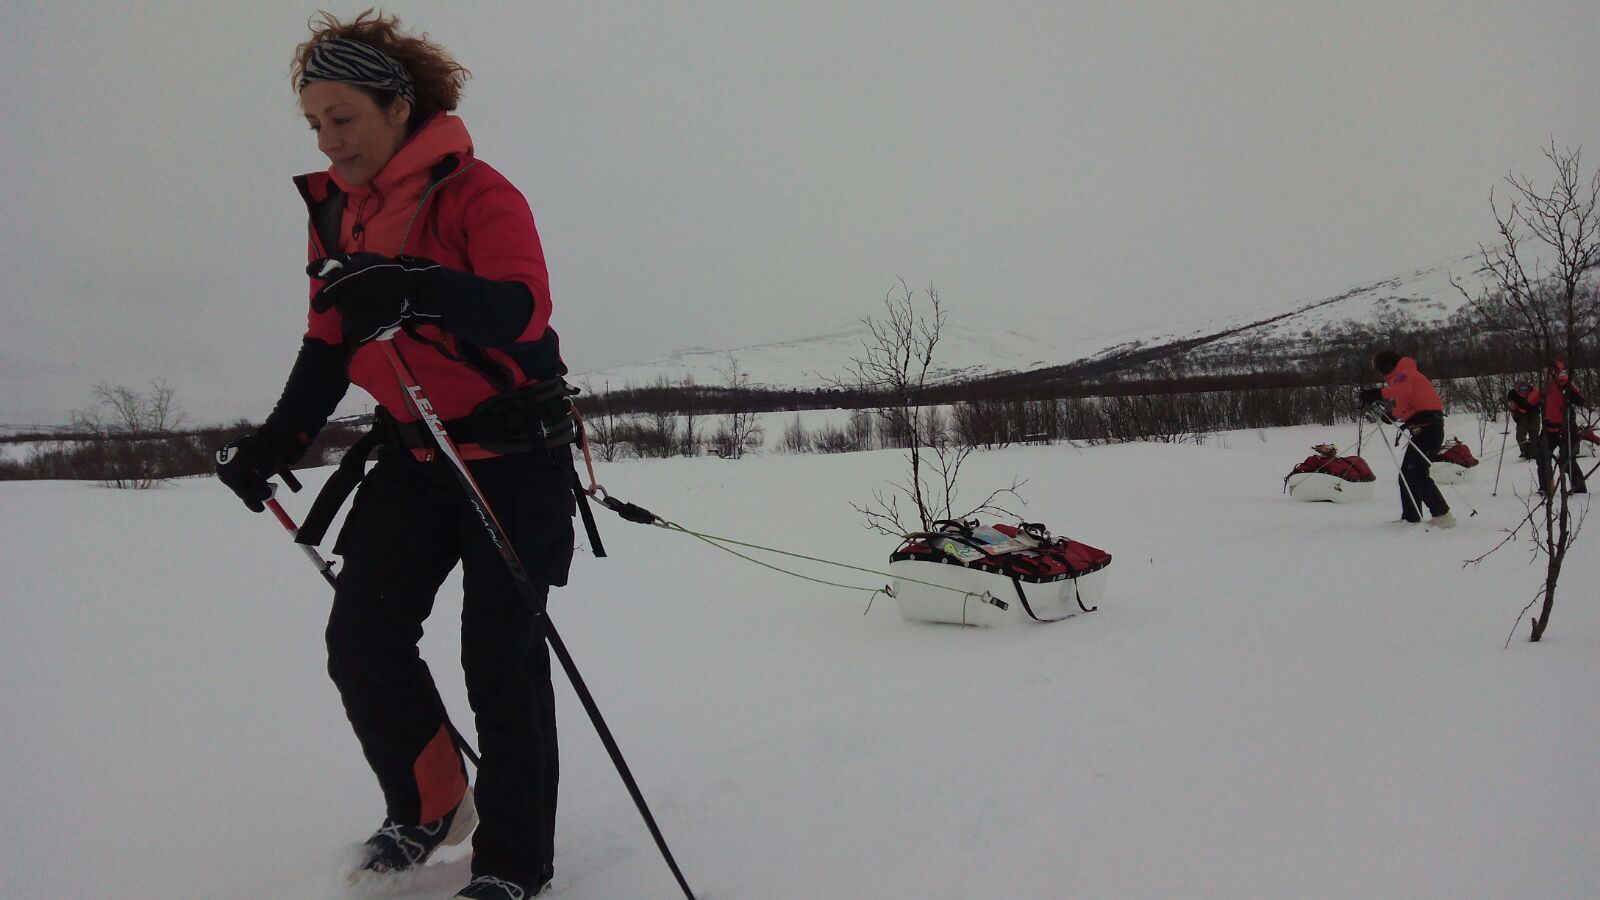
{"left": 299, "top": 38, "right": 416, "bottom": 106}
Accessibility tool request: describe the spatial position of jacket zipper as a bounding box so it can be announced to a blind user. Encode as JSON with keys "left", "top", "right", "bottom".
{"left": 398, "top": 160, "right": 478, "bottom": 255}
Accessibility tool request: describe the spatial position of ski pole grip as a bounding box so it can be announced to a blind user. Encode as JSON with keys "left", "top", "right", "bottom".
{"left": 278, "top": 468, "right": 303, "bottom": 493}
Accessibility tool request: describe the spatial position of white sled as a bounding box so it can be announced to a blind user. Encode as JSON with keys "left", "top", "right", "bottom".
{"left": 1430, "top": 461, "right": 1472, "bottom": 484}
{"left": 888, "top": 559, "right": 1107, "bottom": 627}
{"left": 1285, "top": 471, "right": 1375, "bottom": 503}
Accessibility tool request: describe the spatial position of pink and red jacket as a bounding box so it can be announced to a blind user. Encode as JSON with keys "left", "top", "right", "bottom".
{"left": 1379, "top": 356, "right": 1444, "bottom": 423}
{"left": 264, "top": 114, "right": 564, "bottom": 460}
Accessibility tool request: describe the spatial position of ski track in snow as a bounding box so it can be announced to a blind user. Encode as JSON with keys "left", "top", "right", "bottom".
{"left": 2, "top": 419, "right": 1597, "bottom": 899}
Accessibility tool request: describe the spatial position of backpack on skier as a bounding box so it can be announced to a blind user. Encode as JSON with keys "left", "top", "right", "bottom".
{"left": 887, "top": 520, "right": 1110, "bottom": 626}
{"left": 1284, "top": 443, "right": 1376, "bottom": 503}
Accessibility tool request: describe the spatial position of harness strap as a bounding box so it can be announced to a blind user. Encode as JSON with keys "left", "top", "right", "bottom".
{"left": 295, "top": 428, "right": 386, "bottom": 547}
{"left": 294, "top": 381, "right": 598, "bottom": 556}
{"left": 570, "top": 457, "right": 606, "bottom": 558}
{"left": 379, "top": 379, "right": 578, "bottom": 454}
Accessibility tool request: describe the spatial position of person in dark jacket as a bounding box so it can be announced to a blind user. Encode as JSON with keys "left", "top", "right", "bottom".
{"left": 1537, "top": 361, "right": 1588, "bottom": 495}
{"left": 1505, "top": 382, "right": 1543, "bottom": 460}
{"left": 214, "top": 12, "right": 570, "bottom": 900}
{"left": 1359, "top": 351, "right": 1454, "bottom": 527}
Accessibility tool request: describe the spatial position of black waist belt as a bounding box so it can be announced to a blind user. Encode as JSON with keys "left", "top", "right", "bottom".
{"left": 380, "top": 378, "right": 580, "bottom": 454}
{"left": 293, "top": 380, "right": 606, "bottom": 559}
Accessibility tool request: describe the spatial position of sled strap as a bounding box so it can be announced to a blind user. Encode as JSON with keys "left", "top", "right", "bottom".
{"left": 295, "top": 427, "right": 387, "bottom": 546}
{"left": 1008, "top": 575, "right": 1081, "bottom": 623}
{"left": 1073, "top": 577, "right": 1099, "bottom": 613}
{"left": 570, "top": 457, "right": 606, "bottom": 558}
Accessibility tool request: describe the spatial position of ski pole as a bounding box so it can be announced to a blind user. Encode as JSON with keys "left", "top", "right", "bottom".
{"left": 1492, "top": 412, "right": 1511, "bottom": 497}
{"left": 374, "top": 331, "right": 697, "bottom": 900}
{"left": 260, "top": 469, "right": 482, "bottom": 770}
{"left": 1440, "top": 479, "right": 1479, "bottom": 517}
{"left": 264, "top": 472, "right": 337, "bottom": 588}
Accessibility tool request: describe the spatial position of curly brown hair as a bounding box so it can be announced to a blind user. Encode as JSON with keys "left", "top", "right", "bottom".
{"left": 292, "top": 8, "right": 470, "bottom": 126}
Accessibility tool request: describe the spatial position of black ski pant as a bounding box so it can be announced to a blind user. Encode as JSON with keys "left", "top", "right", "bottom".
{"left": 1536, "top": 421, "right": 1589, "bottom": 495}
{"left": 1515, "top": 410, "right": 1542, "bottom": 459}
{"left": 327, "top": 445, "right": 575, "bottom": 888}
{"left": 1398, "top": 417, "right": 1449, "bottom": 522}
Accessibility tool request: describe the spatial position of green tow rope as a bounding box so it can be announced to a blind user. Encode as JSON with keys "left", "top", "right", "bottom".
{"left": 656, "top": 521, "right": 989, "bottom": 613}
{"left": 588, "top": 489, "right": 989, "bottom": 611}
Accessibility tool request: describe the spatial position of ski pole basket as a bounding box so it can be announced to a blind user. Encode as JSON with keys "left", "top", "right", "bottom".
{"left": 886, "top": 520, "right": 1110, "bottom": 626}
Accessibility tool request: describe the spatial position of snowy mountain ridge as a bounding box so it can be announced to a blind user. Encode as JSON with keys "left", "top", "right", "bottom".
{"left": 571, "top": 253, "right": 1483, "bottom": 393}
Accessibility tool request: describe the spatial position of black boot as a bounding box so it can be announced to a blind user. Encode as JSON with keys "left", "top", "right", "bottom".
{"left": 358, "top": 787, "right": 477, "bottom": 874}
{"left": 453, "top": 872, "right": 551, "bottom": 899}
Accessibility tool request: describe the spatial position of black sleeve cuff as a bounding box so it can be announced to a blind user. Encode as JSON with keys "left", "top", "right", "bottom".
{"left": 425, "top": 268, "right": 535, "bottom": 347}
{"left": 261, "top": 337, "right": 350, "bottom": 464}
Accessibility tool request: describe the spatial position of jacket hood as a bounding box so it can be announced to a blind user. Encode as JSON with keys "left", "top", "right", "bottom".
{"left": 1389, "top": 356, "right": 1420, "bottom": 379}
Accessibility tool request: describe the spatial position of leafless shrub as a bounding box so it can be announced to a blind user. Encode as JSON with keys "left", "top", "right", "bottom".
{"left": 1454, "top": 141, "right": 1599, "bottom": 642}
{"left": 711, "top": 357, "right": 764, "bottom": 459}
{"left": 830, "top": 280, "right": 1024, "bottom": 535}
{"left": 66, "top": 381, "right": 189, "bottom": 489}
{"left": 778, "top": 414, "right": 812, "bottom": 454}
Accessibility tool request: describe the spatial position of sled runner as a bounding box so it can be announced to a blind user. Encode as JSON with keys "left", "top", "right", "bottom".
{"left": 1284, "top": 444, "right": 1376, "bottom": 503}
{"left": 887, "top": 521, "right": 1110, "bottom": 626}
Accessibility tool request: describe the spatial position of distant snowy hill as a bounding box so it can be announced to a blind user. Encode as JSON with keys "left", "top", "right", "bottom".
{"left": 571, "top": 254, "right": 1483, "bottom": 393}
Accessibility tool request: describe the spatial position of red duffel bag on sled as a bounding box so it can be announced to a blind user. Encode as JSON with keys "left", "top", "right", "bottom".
{"left": 1431, "top": 436, "right": 1478, "bottom": 484}
{"left": 1284, "top": 443, "right": 1376, "bottom": 503}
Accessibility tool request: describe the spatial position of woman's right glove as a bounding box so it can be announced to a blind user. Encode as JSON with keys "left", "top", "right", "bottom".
{"left": 306, "top": 253, "right": 535, "bottom": 347}
{"left": 214, "top": 432, "right": 283, "bottom": 512}
{"left": 309, "top": 253, "right": 446, "bottom": 344}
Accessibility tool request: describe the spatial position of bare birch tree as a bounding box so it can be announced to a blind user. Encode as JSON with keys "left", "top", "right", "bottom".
{"left": 830, "top": 279, "right": 1021, "bottom": 536}
{"left": 1455, "top": 141, "right": 1599, "bottom": 642}
{"left": 711, "top": 356, "right": 765, "bottom": 459}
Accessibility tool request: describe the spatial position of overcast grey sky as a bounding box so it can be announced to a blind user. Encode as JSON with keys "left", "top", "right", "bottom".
{"left": 2, "top": 1, "right": 1597, "bottom": 426}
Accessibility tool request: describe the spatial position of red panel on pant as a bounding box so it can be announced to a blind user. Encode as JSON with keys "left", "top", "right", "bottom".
{"left": 414, "top": 723, "right": 467, "bottom": 823}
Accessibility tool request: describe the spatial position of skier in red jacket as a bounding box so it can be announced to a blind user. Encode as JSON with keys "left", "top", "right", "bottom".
{"left": 214, "top": 12, "right": 569, "bottom": 899}
{"left": 1537, "top": 361, "right": 1589, "bottom": 495}
{"left": 1359, "top": 351, "right": 1454, "bottom": 527}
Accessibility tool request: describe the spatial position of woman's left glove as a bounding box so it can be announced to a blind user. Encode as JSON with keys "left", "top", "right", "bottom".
{"left": 214, "top": 432, "right": 284, "bottom": 513}
{"left": 309, "top": 253, "right": 449, "bottom": 344}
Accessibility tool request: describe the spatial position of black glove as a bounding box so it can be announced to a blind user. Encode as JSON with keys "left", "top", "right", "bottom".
{"left": 1358, "top": 387, "right": 1384, "bottom": 406}
{"left": 309, "top": 253, "right": 447, "bottom": 344}
{"left": 214, "top": 432, "right": 283, "bottom": 513}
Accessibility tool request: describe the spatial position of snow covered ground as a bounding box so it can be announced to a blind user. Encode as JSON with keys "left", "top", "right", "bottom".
{"left": 3, "top": 421, "right": 1597, "bottom": 899}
